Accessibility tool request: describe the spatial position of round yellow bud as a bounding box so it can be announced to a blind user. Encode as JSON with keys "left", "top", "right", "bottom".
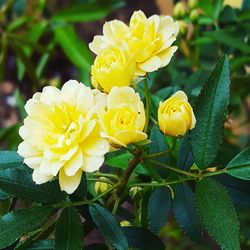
{"left": 158, "top": 91, "right": 196, "bottom": 137}
{"left": 120, "top": 220, "right": 131, "bottom": 227}
{"left": 173, "top": 2, "right": 187, "bottom": 18}
{"left": 188, "top": 0, "right": 198, "bottom": 9}
{"left": 91, "top": 45, "right": 136, "bottom": 93}
{"left": 189, "top": 9, "right": 200, "bottom": 22}
{"left": 94, "top": 177, "right": 111, "bottom": 195}
{"left": 97, "top": 86, "right": 147, "bottom": 148}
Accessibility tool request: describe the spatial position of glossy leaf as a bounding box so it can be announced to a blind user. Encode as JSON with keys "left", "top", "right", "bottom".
{"left": 54, "top": 25, "right": 93, "bottom": 71}
{"left": 0, "top": 169, "right": 65, "bottom": 203}
{"left": 54, "top": 207, "right": 83, "bottom": 250}
{"left": 0, "top": 151, "right": 23, "bottom": 169}
{"left": 177, "top": 135, "right": 194, "bottom": 170}
{"left": 53, "top": 1, "right": 124, "bottom": 22}
{"left": 196, "top": 178, "right": 240, "bottom": 250}
{"left": 27, "top": 240, "right": 53, "bottom": 250}
{"left": 89, "top": 204, "right": 128, "bottom": 250}
{"left": 0, "top": 206, "right": 54, "bottom": 249}
{"left": 174, "top": 184, "right": 201, "bottom": 242}
{"left": 122, "top": 226, "right": 165, "bottom": 250}
{"left": 148, "top": 187, "right": 171, "bottom": 234}
{"left": 190, "top": 55, "right": 230, "bottom": 169}
{"left": 227, "top": 147, "right": 250, "bottom": 180}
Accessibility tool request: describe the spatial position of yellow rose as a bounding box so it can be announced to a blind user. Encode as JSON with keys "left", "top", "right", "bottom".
{"left": 173, "top": 2, "right": 187, "bottom": 18}
{"left": 97, "top": 86, "right": 147, "bottom": 147}
{"left": 158, "top": 91, "right": 196, "bottom": 137}
{"left": 89, "top": 10, "right": 179, "bottom": 76}
{"left": 94, "top": 177, "right": 111, "bottom": 194}
{"left": 17, "top": 80, "right": 110, "bottom": 194}
{"left": 223, "top": 0, "right": 243, "bottom": 9}
{"left": 91, "top": 45, "right": 136, "bottom": 93}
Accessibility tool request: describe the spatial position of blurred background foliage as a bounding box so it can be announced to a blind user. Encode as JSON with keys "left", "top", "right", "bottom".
{"left": 0, "top": 0, "right": 250, "bottom": 249}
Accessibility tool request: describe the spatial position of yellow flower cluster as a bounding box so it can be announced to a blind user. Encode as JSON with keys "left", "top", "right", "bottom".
{"left": 89, "top": 10, "right": 179, "bottom": 93}
{"left": 18, "top": 11, "right": 196, "bottom": 194}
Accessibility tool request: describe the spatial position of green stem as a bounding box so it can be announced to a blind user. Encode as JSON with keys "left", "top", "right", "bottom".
{"left": 87, "top": 178, "right": 114, "bottom": 186}
{"left": 144, "top": 138, "right": 177, "bottom": 159}
{"left": 54, "top": 183, "right": 120, "bottom": 208}
{"left": 87, "top": 172, "right": 119, "bottom": 181}
{"left": 146, "top": 159, "right": 199, "bottom": 178}
{"left": 143, "top": 77, "right": 150, "bottom": 133}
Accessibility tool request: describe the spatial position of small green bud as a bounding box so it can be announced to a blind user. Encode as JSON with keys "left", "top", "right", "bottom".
{"left": 173, "top": 2, "right": 187, "bottom": 18}
{"left": 189, "top": 9, "right": 200, "bottom": 22}
{"left": 94, "top": 177, "right": 111, "bottom": 195}
{"left": 120, "top": 220, "right": 131, "bottom": 227}
{"left": 188, "top": 0, "right": 198, "bottom": 9}
{"left": 129, "top": 186, "right": 143, "bottom": 199}
{"left": 178, "top": 20, "right": 188, "bottom": 35}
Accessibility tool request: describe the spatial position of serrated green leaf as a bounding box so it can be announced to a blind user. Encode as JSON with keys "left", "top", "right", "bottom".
{"left": 215, "top": 175, "right": 250, "bottom": 207}
{"left": 54, "top": 25, "right": 93, "bottom": 71}
{"left": 227, "top": 147, "right": 250, "bottom": 180}
{"left": 0, "top": 169, "right": 65, "bottom": 203}
{"left": 196, "top": 178, "right": 240, "bottom": 250}
{"left": 190, "top": 55, "right": 230, "bottom": 169}
{"left": 204, "top": 30, "right": 250, "bottom": 54}
{"left": 54, "top": 207, "right": 83, "bottom": 250}
{"left": 0, "top": 189, "right": 12, "bottom": 200}
{"left": 148, "top": 187, "right": 171, "bottom": 234}
{"left": 0, "top": 151, "right": 23, "bottom": 169}
{"left": 177, "top": 135, "right": 194, "bottom": 170}
{"left": 149, "top": 125, "right": 170, "bottom": 177}
{"left": 174, "top": 184, "right": 201, "bottom": 242}
{"left": 89, "top": 204, "right": 128, "bottom": 250}
{"left": 27, "top": 240, "right": 53, "bottom": 250}
{"left": 121, "top": 226, "right": 165, "bottom": 250}
{"left": 0, "top": 206, "right": 54, "bottom": 249}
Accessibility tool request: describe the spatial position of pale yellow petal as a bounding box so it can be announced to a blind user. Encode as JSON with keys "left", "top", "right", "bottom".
{"left": 64, "top": 149, "right": 83, "bottom": 176}
{"left": 82, "top": 155, "right": 105, "bottom": 172}
{"left": 138, "top": 55, "right": 162, "bottom": 72}
{"left": 59, "top": 169, "right": 82, "bottom": 194}
{"left": 114, "top": 130, "right": 148, "bottom": 145}
{"left": 33, "top": 168, "right": 53, "bottom": 184}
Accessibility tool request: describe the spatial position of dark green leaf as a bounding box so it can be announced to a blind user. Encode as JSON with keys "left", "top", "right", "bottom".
{"left": 174, "top": 184, "right": 201, "bottom": 242}
{"left": 0, "top": 168, "right": 65, "bottom": 203}
{"left": 227, "top": 147, "right": 250, "bottom": 180}
{"left": 190, "top": 55, "right": 230, "bottom": 169}
{"left": 148, "top": 187, "right": 171, "bottom": 234}
{"left": 196, "top": 178, "right": 240, "bottom": 250}
{"left": 0, "top": 206, "right": 54, "bottom": 249}
{"left": 85, "top": 244, "right": 108, "bottom": 250}
{"left": 121, "top": 226, "right": 165, "bottom": 250}
{"left": 54, "top": 25, "right": 93, "bottom": 71}
{"left": 27, "top": 240, "right": 53, "bottom": 250}
{"left": 0, "top": 151, "right": 23, "bottom": 169}
{"left": 177, "top": 135, "right": 194, "bottom": 170}
{"left": 89, "top": 204, "right": 128, "bottom": 250}
{"left": 0, "top": 189, "right": 12, "bottom": 200}
{"left": 53, "top": 1, "right": 124, "bottom": 22}
{"left": 54, "top": 207, "right": 83, "bottom": 250}
{"left": 149, "top": 125, "right": 170, "bottom": 177}
{"left": 149, "top": 125, "right": 169, "bottom": 163}
{"left": 205, "top": 30, "right": 250, "bottom": 54}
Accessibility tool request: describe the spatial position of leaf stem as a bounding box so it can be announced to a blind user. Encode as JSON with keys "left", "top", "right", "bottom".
{"left": 146, "top": 159, "right": 199, "bottom": 178}
{"left": 144, "top": 138, "right": 177, "bottom": 159}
